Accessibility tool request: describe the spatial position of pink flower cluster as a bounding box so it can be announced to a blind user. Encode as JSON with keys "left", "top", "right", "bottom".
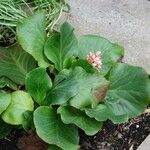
{"left": 87, "top": 51, "right": 102, "bottom": 70}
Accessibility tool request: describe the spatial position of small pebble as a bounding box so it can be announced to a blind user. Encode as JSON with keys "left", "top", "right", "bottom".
{"left": 117, "top": 133, "right": 122, "bottom": 138}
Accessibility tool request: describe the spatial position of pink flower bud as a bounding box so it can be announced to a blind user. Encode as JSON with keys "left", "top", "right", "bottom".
{"left": 87, "top": 51, "right": 102, "bottom": 70}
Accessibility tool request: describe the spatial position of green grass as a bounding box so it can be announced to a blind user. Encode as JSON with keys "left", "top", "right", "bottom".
{"left": 0, "top": 0, "right": 69, "bottom": 42}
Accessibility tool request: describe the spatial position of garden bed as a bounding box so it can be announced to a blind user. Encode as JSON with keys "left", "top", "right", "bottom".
{"left": 0, "top": 1, "right": 150, "bottom": 150}
{"left": 0, "top": 112, "right": 150, "bottom": 150}
{"left": 80, "top": 112, "right": 150, "bottom": 150}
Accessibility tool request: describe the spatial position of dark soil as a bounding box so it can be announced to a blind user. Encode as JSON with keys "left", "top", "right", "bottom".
{"left": 80, "top": 113, "right": 150, "bottom": 150}
{"left": 0, "top": 129, "right": 23, "bottom": 150}
{"left": 0, "top": 130, "right": 47, "bottom": 150}
{"left": 0, "top": 113, "right": 150, "bottom": 150}
{"left": 17, "top": 131, "right": 48, "bottom": 150}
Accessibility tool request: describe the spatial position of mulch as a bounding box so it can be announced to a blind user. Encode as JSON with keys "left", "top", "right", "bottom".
{"left": 80, "top": 112, "right": 150, "bottom": 150}
{"left": 0, "top": 112, "right": 150, "bottom": 150}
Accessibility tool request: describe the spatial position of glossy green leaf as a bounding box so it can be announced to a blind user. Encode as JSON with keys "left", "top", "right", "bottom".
{"left": 71, "top": 59, "right": 95, "bottom": 73}
{"left": 44, "top": 68, "right": 79, "bottom": 105}
{"left": 63, "top": 56, "right": 76, "bottom": 69}
{"left": 85, "top": 63, "right": 150, "bottom": 123}
{"left": 77, "top": 35, "right": 124, "bottom": 75}
{"left": 0, "top": 45, "right": 36, "bottom": 85}
{"left": 2, "top": 91, "right": 34, "bottom": 125}
{"left": 44, "top": 22, "right": 77, "bottom": 71}
{"left": 0, "top": 93, "right": 11, "bottom": 114}
{"left": 17, "top": 10, "right": 49, "bottom": 67}
{"left": 47, "top": 145, "right": 62, "bottom": 150}
{"left": 148, "top": 79, "right": 150, "bottom": 98}
{"left": 26, "top": 67, "right": 52, "bottom": 105}
{"left": 0, "top": 77, "right": 17, "bottom": 90}
{"left": 0, "top": 119, "right": 12, "bottom": 139}
{"left": 22, "top": 111, "right": 34, "bottom": 131}
{"left": 58, "top": 106, "right": 103, "bottom": 135}
{"left": 69, "top": 67, "right": 109, "bottom": 109}
{"left": 34, "top": 106, "right": 79, "bottom": 150}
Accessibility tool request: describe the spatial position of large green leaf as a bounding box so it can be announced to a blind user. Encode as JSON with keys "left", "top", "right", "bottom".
{"left": 2, "top": 91, "right": 34, "bottom": 125}
{"left": 0, "top": 77, "right": 17, "bottom": 90}
{"left": 0, "top": 93, "right": 11, "bottom": 114}
{"left": 77, "top": 35, "right": 124, "bottom": 75}
{"left": 69, "top": 67, "right": 109, "bottom": 109}
{"left": 47, "top": 145, "right": 62, "bottom": 150}
{"left": 44, "top": 68, "right": 79, "bottom": 105}
{"left": 148, "top": 79, "right": 150, "bottom": 98}
{"left": 71, "top": 59, "right": 95, "bottom": 73}
{"left": 17, "top": 10, "right": 49, "bottom": 67}
{"left": 26, "top": 67, "right": 52, "bottom": 105}
{"left": 85, "top": 63, "right": 150, "bottom": 123}
{"left": 0, "top": 45, "right": 36, "bottom": 85}
{"left": 34, "top": 106, "right": 79, "bottom": 150}
{"left": 44, "top": 22, "right": 77, "bottom": 71}
{"left": 22, "top": 111, "right": 34, "bottom": 131}
{"left": 58, "top": 106, "right": 103, "bottom": 136}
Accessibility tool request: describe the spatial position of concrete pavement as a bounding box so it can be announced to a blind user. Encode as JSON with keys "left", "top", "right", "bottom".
{"left": 65, "top": 0, "right": 150, "bottom": 73}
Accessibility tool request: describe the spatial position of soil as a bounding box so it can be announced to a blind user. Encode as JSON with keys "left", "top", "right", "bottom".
{"left": 80, "top": 112, "right": 150, "bottom": 150}
{"left": 0, "top": 130, "right": 47, "bottom": 150}
{"left": 17, "top": 131, "right": 48, "bottom": 150}
{"left": 0, "top": 112, "right": 150, "bottom": 150}
{"left": 0, "top": 129, "right": 23, "bottom": 150}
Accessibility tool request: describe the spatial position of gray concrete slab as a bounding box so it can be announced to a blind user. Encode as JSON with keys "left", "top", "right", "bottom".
{"left": 64, "top": 0, "right": 150, "bottom": 73}
{"left": 138, "top": 134, "right": 150, "bottom": 150}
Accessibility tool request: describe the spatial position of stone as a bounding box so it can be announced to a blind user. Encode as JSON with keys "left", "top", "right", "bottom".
{"left": 137, "top": 134, "right": 150, "bottom": 150}
{"left": 64, "top": 0, "right": 150, "bottom": 73}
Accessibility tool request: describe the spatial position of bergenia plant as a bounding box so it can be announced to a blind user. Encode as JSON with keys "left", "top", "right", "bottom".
{"left": 0, "top": 10, "right": 150, "bottom": 150}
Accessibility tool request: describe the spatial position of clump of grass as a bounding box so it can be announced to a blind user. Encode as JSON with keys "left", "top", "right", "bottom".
{"left": 0, "top": 0, "right": 69, "bottom": 43}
